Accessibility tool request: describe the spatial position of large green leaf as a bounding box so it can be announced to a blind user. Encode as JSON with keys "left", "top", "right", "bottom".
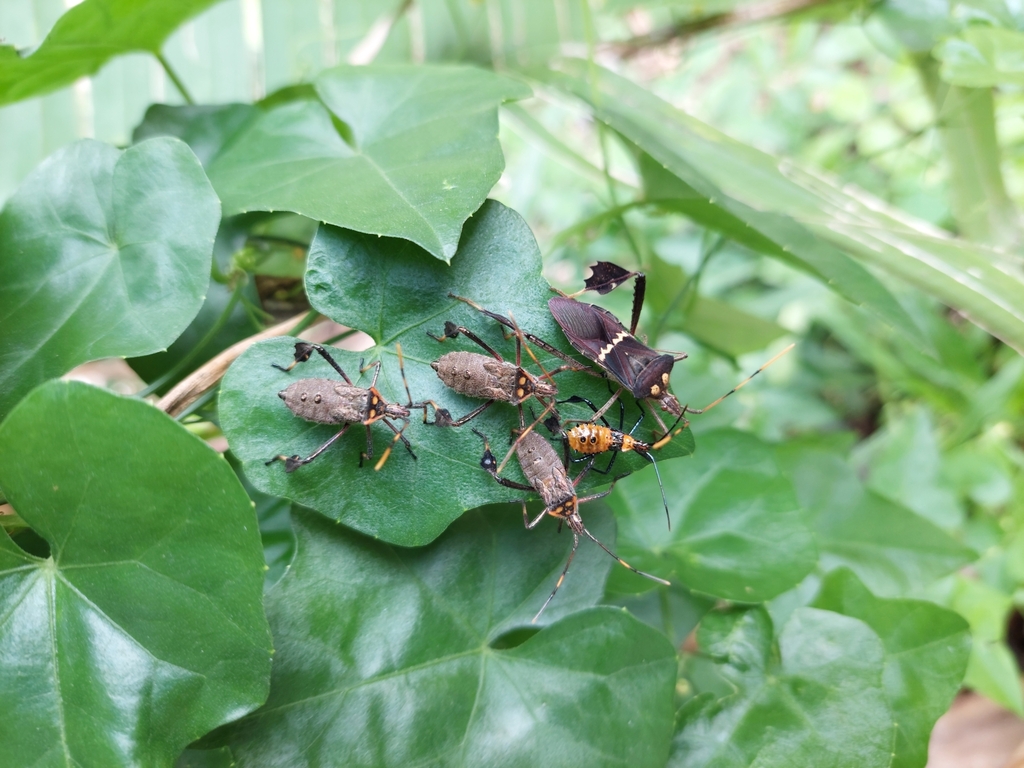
{"left": 526, "top": 61, "right": 921, "bottom": 343}
{"left": 529, "top": 59, "right": 1024, "bottom": 356}
{"left": 0, "top": 0, "right": 223, "bottom": 107}
{"left": 0, "top": 137, "right": 220, "bottom": 419}
{"left": 610, "top": 429, "right": 816, "bottom": 602}
{"left": 221, "top": 508, "right": 677, "bottom": 767}
{"left": 671, "top": 606, "right": 893, "bottom": 768}
{"left": 814, "top": 569, "right": 970, "bottom": 768}
{"left": 133, "top": 103, "right": 260, "bottom": 168}
{"left": 780, "top": 447, "right": 975, "bottom": 596}
{"left": 206, "top": 65, "right": 531, "bottom": 261}
{"left": 219, "top": 200, "right": 694, "bottom": 545}
{"left": 0, "top": 381, "right": 271, "bottom": 767}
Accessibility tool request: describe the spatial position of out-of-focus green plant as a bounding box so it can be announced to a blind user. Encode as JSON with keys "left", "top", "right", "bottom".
{"left": 2, "top": 0, "right": 1021, "bottom": 765}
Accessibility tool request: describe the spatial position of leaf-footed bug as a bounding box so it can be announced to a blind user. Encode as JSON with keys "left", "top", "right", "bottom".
{"left": 555, "top": 393, "right": 676, "bottom": 530}
{"left": 266, "top": 341, "right": 424, "bottom": 472}
{"left": 426, "top": 310, "right": 568, "bottom": 428}
{"left": 473, "top": 428, "right": 669, "bottom": 622}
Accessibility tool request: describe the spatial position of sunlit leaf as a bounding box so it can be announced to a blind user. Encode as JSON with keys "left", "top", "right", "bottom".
{"left": 207, "top": 65, "right": 531, "bottom": 261}
{"left": 0, "top": 381, "right": 271, "bottom": 767}
{"left": 671, "top": 606, "right": 893, "bottom": 768}
{"left": 0, "top": 138, "right": 219, "bottom": 419}
{"left": 814, "top": 569, "right": 971, "bottom": 768}
{"left": 0, "top": 0, "right": 223, "bottom": 107}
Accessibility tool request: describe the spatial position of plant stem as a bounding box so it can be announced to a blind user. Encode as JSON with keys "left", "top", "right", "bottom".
{"left": 156, "top": 51, "right": 194, "bottom": 105}
{"left": 138, "top": 283, "right": 244, "bottom": 398}
{"left": 916, "top": 57, "right": 1020, "bottom": 248}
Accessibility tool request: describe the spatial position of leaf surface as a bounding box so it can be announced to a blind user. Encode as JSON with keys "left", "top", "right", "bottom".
{"left": 814, "top": 569, "right": 971, "bottom": 768}
{"left": 0, "top": 381, "right": 271, "bottom": 767}
{"left": 220, "top": 200, "right": 694, "bottom": 545}
{"left": 207, "top": 65, "right": 531, "bottom": 261}
{"left": 671, "top": 606, "right": 893, "bottom": 768}
{"left": 222, "top": 508, "right": 677, "bottom": 768}
{"left": 0, "top": 0, "right": 222, "bottom": 106}
{"left": 610, "top": 429, "right": 816, "bottom": 602}
{"left": 0, "top": 137, "right": 219, "bottom": 419}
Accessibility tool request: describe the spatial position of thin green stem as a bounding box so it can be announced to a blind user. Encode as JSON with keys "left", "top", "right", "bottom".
{"left": 137, "top": 282, "right": 245, "bottom": 398}
{"left": 916, "top": 56, "right": 1019, "bottom": 248}
{"left": 659, "top": 586, "right": 673, "bottom": 641}
{"left": 548, "top": 201, "right": 648, "bottom": 254}
{"left": 175, "top": 385, "right": 219, "bottom": 422}
{"left": 650, "top": 232, "right": 724, "bottom": 341}
{"left": 155, "top": 51, "right": 194, "bottom": 105}
{"left": 288, "top": 310, "right": 322, "bottom": 337}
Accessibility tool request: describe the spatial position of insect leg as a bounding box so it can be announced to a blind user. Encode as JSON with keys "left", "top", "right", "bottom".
{"left": 373, "top": 417, "right": 415, "bottom": 471}
{"left": 427, "top": 321, "right": 503, "bottom": 361}
{"left": 532, "top": 531, "right": 580, "bottom": 623}
{"left": 273, "top": 342, "right": 354, "bottom": 384}
{"left": 265, "top": 423, "right": 352, "bottom": 472}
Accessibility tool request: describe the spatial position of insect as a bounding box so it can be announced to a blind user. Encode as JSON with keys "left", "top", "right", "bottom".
{"left": 474, "top": 428, "right": 669, "bottom": 622}
{"left": 426, "top": 316, "right": 561, "bottom": 428}
{"left": 266, "top": 341, "right": 420, "bottom": 472}
{"left": 556, "top": 394, "right": 674, "bottom": 529}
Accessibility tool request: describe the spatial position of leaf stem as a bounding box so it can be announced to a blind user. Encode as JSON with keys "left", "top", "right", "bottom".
{"left": 138, "top": 282, "right": 245, "bottom": 398}
{"left": 650, "top": 232, "right": 724, "bottom": 341}
{"left": 155, "top": 51, "right": 194, "bottom": 105}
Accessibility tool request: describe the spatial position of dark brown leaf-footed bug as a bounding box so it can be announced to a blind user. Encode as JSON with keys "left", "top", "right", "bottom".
{"left": 266, "top": 341, "right": 424, "bottom": 472}
{"left": 473, "top": 428, "right": 669, "bottom": 622}
{"left": 426, "top": 310, "right": 569, "bottom": 429}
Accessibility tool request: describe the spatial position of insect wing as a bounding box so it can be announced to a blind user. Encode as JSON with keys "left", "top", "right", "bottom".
{"left": 549, "top": 297, "right": 663, "bottom": 393}
{"left": 583, "top": 261, "right": 640, "bottom": 295}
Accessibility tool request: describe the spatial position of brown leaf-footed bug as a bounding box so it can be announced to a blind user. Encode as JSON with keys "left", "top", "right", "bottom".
{"left": 426, "top": 311, "right": 570, "bottom": 428}
{"left": 266, "top": 341, "right": 424, "bottom": 472}
{"left": 473, "top": 428, "right": 669, "bottom": 622}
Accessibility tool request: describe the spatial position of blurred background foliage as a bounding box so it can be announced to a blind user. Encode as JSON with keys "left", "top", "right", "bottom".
{"left": 4, "top": 0, "right": 1024, "bottom": 752}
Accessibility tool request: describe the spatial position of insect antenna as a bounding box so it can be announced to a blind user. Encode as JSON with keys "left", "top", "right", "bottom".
{"left": 577, "top": 523, "right": 670, "bottom": 588}
{"left": 636, "top": 448, "right": 671, "bottom": 530}
{"left": 680, "top": 343, "right": 796, "bottom": 416}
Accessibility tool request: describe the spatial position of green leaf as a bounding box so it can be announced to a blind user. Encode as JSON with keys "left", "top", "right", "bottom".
{"left": 935, "top": 574, "right": 1024, "bottom": 714}
{"left": 814, "top": 569, "right": 971, "bottom": 768}
{"left": 0, "top": 137, "right": 220, "bottom": 420}
{"left": 779, "top": 447, "right": 975, "bottom": 596}
{"left": 220, "top": 200, "right": 693, "bottom": 545}
{"left": 869, "top": 0, "right": 958, "bottom": 53}
{"left": 127, "top": 213, "right": 266, "bottom": 395}
{"left": 0, "top": 0, "right": 223, "bottom": 107}
{"left": 851, "top": 406, "right": 964, "bottom": 530}
{"left": 206, "top": 65, "right": 531, "bottom": 261}
{"left": 674, "top": 295, "right": 789, "bottom": 358}
{"left": 0, "top": 381, "right": 271, "bottom": 767}
{"left": 133, "top": 103, "right": 260, "bottom": 168}
{"left": 221, "top": 508, "right": 677, "bottom": 767}
{"left": 936, "top": 26, "right": 1024, "bottom": 86}
{"left": 529, "top": 60, "right": 1024, "bottom": 357}
{"left": 610, "top": 429, "right": 816, "bottom": 602}
{"left": 526, "top": 60, "right": 922, "bottom": 345}
{"left": 671, "top": 606, "right": 893, "bottom": 768}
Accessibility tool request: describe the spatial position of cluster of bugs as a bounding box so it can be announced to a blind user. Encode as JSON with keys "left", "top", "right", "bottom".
{"left": 266, "top": 262, "right": 793, "bottom": 620}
